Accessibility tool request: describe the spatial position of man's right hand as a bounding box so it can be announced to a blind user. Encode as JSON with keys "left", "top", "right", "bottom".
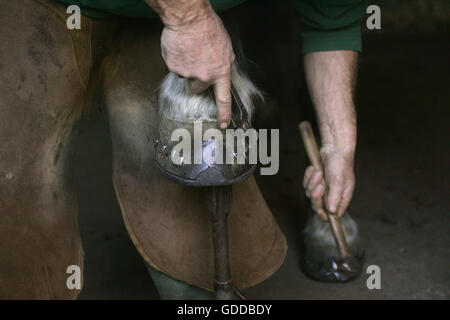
{"left": 146, "top": 0, "right": 235, "bottom": 129}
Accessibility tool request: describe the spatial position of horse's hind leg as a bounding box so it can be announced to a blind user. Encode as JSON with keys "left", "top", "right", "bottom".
{"left": 0, "top": 0, "right": 88, "bottom": 298}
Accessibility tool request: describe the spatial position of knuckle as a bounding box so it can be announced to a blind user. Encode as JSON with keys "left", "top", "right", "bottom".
{"left": 219, "top": 62, "right": 232, "bottom": 74}
{"left": 315, "top": 188, "right": 325, "bottom": 198}
{"left": 305, "top": 167, "right": 314, "bottom": 178}
{"left": 197, "top": 73, "right": 212, "bottom": 83}
{"left": 309, "top": 184, "right": 320, "bottom": 195}
{"left": 304, "top": 168, "right": 312, "bottom": 177}
{"left": 311, "top": 191, "right": 322, "bottom": 200}
{"left": 311, "top": 171, "right": 320, "bottom": 181}
{"left": 307, "top": 178, "right": 315, "bottom": 189}
{"left": 217, "top": 95, "right": 232, "bottom": 106}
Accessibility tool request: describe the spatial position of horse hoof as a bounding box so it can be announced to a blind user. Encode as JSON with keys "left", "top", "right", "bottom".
{"left": 154, "top": 65, "right": 262, "bottom": 187}
{"left": 301, "top": 210, "right": 365, "bottom": 282}
{"left": 301, "top": 251, "right": 365, "bottom": 282}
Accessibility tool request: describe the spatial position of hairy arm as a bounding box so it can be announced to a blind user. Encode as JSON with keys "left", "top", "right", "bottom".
{"left": 145, "top": 0, "right": 211, "bottom": 27}
{"left": 144, "top": 0, "right": 234, "bottom": 129}
{"left": 303, "top": 50, "right": 358, "bottom": 220}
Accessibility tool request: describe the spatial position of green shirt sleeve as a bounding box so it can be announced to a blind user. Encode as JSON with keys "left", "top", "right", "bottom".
{"left": 56, "top": 0, "right": 248, "bottom": 19}
{"left": 288, "top": 0, "right": 367, "bottom": 54}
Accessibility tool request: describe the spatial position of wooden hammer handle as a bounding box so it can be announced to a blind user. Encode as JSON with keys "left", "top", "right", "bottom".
{"left": 298, "top": 121, "right": 351, "bottom": 259}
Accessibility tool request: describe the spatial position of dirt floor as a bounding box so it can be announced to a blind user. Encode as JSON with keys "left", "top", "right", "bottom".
{"left": 74, "top": 34, "right": 449, "bottom": 300}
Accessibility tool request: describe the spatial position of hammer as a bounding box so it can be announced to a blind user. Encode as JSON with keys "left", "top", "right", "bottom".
{"left": 298, "top": 121, "right": 351, "bottom": 261}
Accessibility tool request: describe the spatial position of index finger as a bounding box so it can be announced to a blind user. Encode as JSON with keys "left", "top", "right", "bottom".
{"left": 213, "top": 75, "right": 232, "bottom": 129}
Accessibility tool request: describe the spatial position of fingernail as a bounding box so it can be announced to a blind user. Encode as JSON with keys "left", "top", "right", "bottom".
{"left": 329, "top": 204, "right": 337, "bottom": 213}
{"left": 220, "top": 122, "right": 228, "bottom": 129}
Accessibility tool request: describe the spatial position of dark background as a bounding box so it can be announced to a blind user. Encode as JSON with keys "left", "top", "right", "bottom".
{"left": 74, "top": 0, "right": 450, "bottom": 299}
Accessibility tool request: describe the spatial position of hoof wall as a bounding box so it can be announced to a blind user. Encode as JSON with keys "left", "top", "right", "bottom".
{"left": 301, "top": 252, "right": 365, "bottom": 283}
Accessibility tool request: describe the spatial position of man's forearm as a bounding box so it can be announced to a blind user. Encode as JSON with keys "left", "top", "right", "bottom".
{"left": 302, "top": 50, "right": 358, "bottom": 217}
{"left": 303, "top": 50, "right": 358, "bottom": 154}
{"left": 144, "top": 0, "right": 212, "bottom": 28}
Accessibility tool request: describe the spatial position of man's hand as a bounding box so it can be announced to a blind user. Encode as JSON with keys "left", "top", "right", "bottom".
{"left": 303, "top": 50, "right": 358, "bottom": 221}
{"left": 145, "top": 0, "right": 234, "bottom": 129}
{"left": 303, "top": 146, "right": 355, "bottom": 220}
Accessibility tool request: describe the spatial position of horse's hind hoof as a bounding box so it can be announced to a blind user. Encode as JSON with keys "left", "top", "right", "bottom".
{"left": 301, "top": 210, "right": 365, "bottom": 282}
{"left": 301, "top": 251, "right": 365, "bottom": 282}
